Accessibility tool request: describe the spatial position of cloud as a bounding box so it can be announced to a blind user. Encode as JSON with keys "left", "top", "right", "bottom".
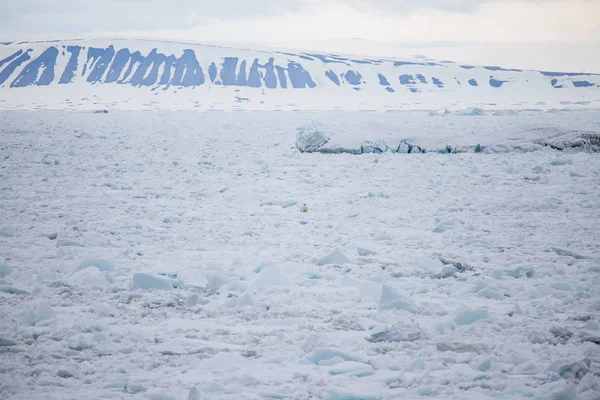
{"left": 121, "top": 0, "right": 600, "bottom": 44}
{"left": 1, "top": 0, "right": 599, "bottom": 44}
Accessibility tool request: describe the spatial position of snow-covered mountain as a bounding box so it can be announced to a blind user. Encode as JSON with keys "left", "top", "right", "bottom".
{"left": 1, "top": 38, "right": 599, "bottom": 110}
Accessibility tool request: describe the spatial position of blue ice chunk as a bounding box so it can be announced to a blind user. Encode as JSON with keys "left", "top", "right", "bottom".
{"left": 399, "top": 74, "right": 415, "bottom": 85}
{"left": 455, "top": 310, "right": 489, "bottom": 325}
{"left": 432, "top": 77, "right": 444, "bottom": 87}
{"left": 468, "top": 79, "right": 478, "bottom": 86}
{"left": 0, "top": 263, "right": 12, "bottom": 277}
{"left": 327, "top": 387, "right": 381, "bottom": 400}
{"left": 287, "top": 62, "right": 316, "bottom": 88}
{"left": 329, "top": 361, "right": 374, "bottom": 377}
{"left": 302, "top": 347, "right": 369, "bottom": 364}
{"left": 550, "top": 282, "right": 572, "bottom": 291}
{"left": 0, "top": 50, "right": 31, "bottom": 85}
{"left": 551, "top": 247, "right": 591, "bottom": 259}
{"left": 344, "top": 70, "right": 362, "bottom": 85}
{"left": 79, "top": 258, "right": 115, "bottom": 272}
{"left": 325, "top": 70, "right": 340, "bottom": 86}
{"left": 409, "top": 88, "right": 419, "bottom": 93}
{"left": 131, "top": 273, "right": 171, "bottom": 290}
{"left": 477, "top": 288, "right": 504, "bottom": 300}
{"left": 379, "top": 284, "right": 417, "bottom": 313}
{"left": 316, "top": 249, "right": 350, "bottom": 266}
{"left": 59, "top": 45, "right": 81, "bottom": 84}
{"left": 11, "top": 46, "right": 58, "bottom": 87}
{"left": 378, "top": 73, "right": 390, "bottom": 86}
{"left": 385, "top": 87, "right": 395, "bottom": 92}
{"left": 86, "top": 45, "right": 115, "bottom": 83}
{"left": 501, "top": 266, "right": 535, "bottom": 279}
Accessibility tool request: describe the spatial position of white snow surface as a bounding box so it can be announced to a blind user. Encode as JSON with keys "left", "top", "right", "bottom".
{"left": 1, "top": 110, "right": 600, "bottom": 399}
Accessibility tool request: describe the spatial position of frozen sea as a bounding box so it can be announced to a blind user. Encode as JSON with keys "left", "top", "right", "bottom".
{"left": 1, "top": 110, "right": 600, "bottom": 400}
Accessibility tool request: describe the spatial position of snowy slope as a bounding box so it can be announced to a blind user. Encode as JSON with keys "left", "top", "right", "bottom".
{"left": 0, "top": 38, "right": 599, "bottom": 111}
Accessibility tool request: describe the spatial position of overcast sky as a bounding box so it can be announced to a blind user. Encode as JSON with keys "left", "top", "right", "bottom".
{"left": 1, "top": 0, "right": 599, "bottom": 45}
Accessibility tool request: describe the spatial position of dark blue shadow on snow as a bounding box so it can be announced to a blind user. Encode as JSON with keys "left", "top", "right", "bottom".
{"left": 0, "top": 49, "right": 32, "bottom": 85}
{"left": 489, "top": 77, "right": 506, "bottom": 88}
{"left": 385, "top": 87, "right": 395, "bottom": 93}
{"left": 263, "top": 58, "right": 278, "bottom": 89}
{"left": 344, "top": 70, "right": 362, "bottom": 85}
{"left": 305, "top": 54, "right": 346, "bottom": 64}
{"left": 276, "top": 66, "right": 287, "bottom": 88}
{"left": 468, "top": 79, "right": 478, "bottom": 87}
{"left": 378, "top": 73, "right": 390, "bottom": 86}
{"left": 86, "top": 45, "right": 115, "bottom": 83}
{"left": 394, "top": 61, "right": 423, "bottom": 67}
{"left": 220, "top": 57, "right": 238, "bottom": 86}
{"left": 237, "top": 61, "right": 247, "bottom": 86}
{"left": 415, "top": 74, "right": 427, "bottom": 84}
{"left": 432, "top": 77, "right": 444, "bottom": 88}
{"left": 288, "top": 62, "right": 316, "bottom": 88}
{"left": 484, "top": 66, "right": 522, "bottom": 72}
{"left": 0, "top": 50, "right": 23, "bottom": 69}
{"left": 550, "top": 79, "right": 564, "bottom": 88}
{"left": 109, "top": 48, "right": 205, "bottom": 87}
{"left": 399, "top": 74, "right": 416, "bottom": 85}
{"left": 59, "top": 45, "right": 81, "bottom": 84}
{"left": 573, "top": 81, "right": 594, "bottom": 87}
{"left": 11, "top": 46, "right": 58, "bottom": 87}
{"left": 103, "top": 48, "right": 129, "bottom": 83}
{"left": 208, "top": 62, "right": 217, "bottom": 83}
{"left": 539, "top": 71, "right": 596, "bottom": 77}
{"left": 130, "top": 49, "right": 180, "bottom": 87}
{"left": 325, "top": 70, "right": 340, "bottom": 86}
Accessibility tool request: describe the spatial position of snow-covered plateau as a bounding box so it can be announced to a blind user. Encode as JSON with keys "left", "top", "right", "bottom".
{"left": 0, "top": 38, "right": 599, "bottom": 111}
{"left": 1, "top": 108, "right": 600, "bottom": 399}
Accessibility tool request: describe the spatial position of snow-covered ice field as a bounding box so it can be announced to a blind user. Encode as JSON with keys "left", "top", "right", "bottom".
{"left": 1, "top": 110, "right": 600, "bottom": 400}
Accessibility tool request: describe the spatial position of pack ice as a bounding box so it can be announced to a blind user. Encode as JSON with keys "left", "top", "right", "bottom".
{"left": 1, "top": 47, "right": 600, "bottom": 400}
